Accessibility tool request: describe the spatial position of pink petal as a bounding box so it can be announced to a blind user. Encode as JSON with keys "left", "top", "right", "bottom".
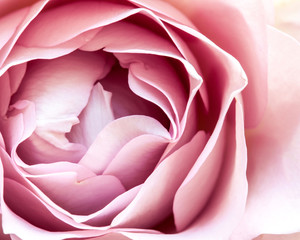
{"left": 173, "top": 98, "right": 248, "bottom": 234}
{"left": 0, "top": 61, "right": 26, "bottom": 116}
{"left": 21, "top": 162, "right": 95, "bottom": 181}
{"left": 231, "top": 27, "right": 300, "bottom": 239}
{"left": 275, "top": 0, "right": 300, "bottom": 42}
{"left": 116, "top": 53, "right": 187, "bottom": 138}
{"left": 122, "top": 98, "right": 248, "bottom": 239}
{"left": 1, "top": 100, "right": 35, "bottom": 154}
{"left": 128, "top": 0, "right": 196, "bottom": 30}
{"left": 0, "top": 28, "right": 101, "bottom": 77}
{"left": 170, "top": 28, "right": 248, "bottom": 231}
{"left": 0, "top": 8, "right": 27, "bottom": 51}
{"left": 0, "top": 147, "right": 127, "bottom": 239}
{"left": 0, "top": 72, "right": 10, "bottom": 116}
{"left": 111, "top": 131, "right": 206, "bottom": 229}
{"left": 17, "top": 132, "right": 86, "bottom": 165}
{"left": 80, "top": 20, "right": 181, "bottom": 59}
{"left": 82, "top": 185, "right": 141, "bottom": 225}
{"left": 0, "top": 0, "right": 49, "bottom": 67}
{"left": 165, "top": 0, "right": 268, "bottom": 128}
{"left": 18, "top": 1, "right": 135, "bottom": 47}
{"left": 28, "top": 173, "right": 125, "bottom": 215}
{"left": 79, "top": 115, "right": 170, "bottom": 175}
{"left": 67, "top": 83, "right": 115, "bottom": 148}
{"left": 99, "top": 64, "right": 170, "bottom": 128}
{"left": 254, "top": 232, "right": 300, "bottom": 240}
{"left": 12, "top": 50, "right": 114, "bottom": 148}
{"left": 103, "top": 134, "right": 168, "bottom": 189}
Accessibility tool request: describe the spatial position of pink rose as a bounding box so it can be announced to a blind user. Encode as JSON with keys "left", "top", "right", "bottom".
{"left": 0, "top": 1, "right": 299, "bottom": 240}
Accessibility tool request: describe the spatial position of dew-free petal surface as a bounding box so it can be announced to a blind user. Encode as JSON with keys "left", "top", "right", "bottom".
{"left": 230, "top": 27, "right": 300, "bottom": 239}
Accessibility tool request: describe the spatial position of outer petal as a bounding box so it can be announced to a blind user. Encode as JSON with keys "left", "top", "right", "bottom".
{"left": 120, "top": 97, "right": 247, "bottom": 239}
{"left": 0, "top": 0, "right": 49, "bottom": 67}
{"left": 164, "top": 0, "right": 268, "bottom": 128}
{"left": 275, "top": 0, "right": 300, "bottom": 42}
{"left": 231, "top": 27, "right": 300, "bottom": 239}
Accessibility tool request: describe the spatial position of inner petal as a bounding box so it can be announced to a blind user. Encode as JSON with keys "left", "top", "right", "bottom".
{"left": 11, "top": 50, "right": 115, "bottom": 148}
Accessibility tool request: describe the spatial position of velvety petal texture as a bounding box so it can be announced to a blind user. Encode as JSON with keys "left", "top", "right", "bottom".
{"left": 0, "top": 0, "right": 299, "bottom": 239}
{"left": 231, "top": 27, "right": 300, "bottom": 240}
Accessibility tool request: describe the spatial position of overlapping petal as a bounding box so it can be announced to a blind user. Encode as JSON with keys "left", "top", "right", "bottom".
{"left": 231, "top": 27, "right": 300, "bottom": 240}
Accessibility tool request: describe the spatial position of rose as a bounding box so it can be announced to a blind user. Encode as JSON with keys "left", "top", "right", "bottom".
{"left": 0, "top": 1, "right": 299, "bottom": 240}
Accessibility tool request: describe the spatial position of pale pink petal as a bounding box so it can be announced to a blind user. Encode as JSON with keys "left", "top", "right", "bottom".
{"left": 80, "top": 12, "right": 203, "bottom": 136}
{"left": 79, "top": 115, "right": 170, "bottom": 175}
{"left": 1, "top": 100, "right": 35, "bottom": 154}
{"left": 67, "top": 83, "right": 115, "bottom": 148}
{"left": 0, "top": 72, "right": 10, "bottom": 116}
{"left": 80, "top": 21, "right": 180, "bottom": 57}
{"left": 0, "top": 9, "right": 27, "bottom": 51}
{"left": 0, "top": 0, "right": 39, "bottom": 17}
{"left": 21, "top": 162, "right": 95, "bottom": 181}
{"left": 17, "top": 132, "right": 86, "bottom": 165}
{"left": 88, "top": 233, "right": 131, "bottom": 240}
{"left": 17, "top": 1, "right": 135, "bottom": 47}
{"left": 173, "top": 97, "right": 248, "bottom": 233}
{"left": 28, "top": 173, "right": 125, "bottom": 215}
{"left": 0, "top": 28, "right": 101, "bottom": 77}
{"left": 124, "top": 0, "right": 203, "bottom": 79}
{"left": 0, "top": 147, "right": 131, "bottom": 239}
{"left": 0, "top": 0, "right": 49, "bottom": 67}
{"left": 3, "top": 178, "right": 76, "bottom": 231}
{"left": 160, "top": 94, "right": 204, "bottom": 162}
{"left": 115, "top": 53, "right": 187, "bottom": 138}
{"left": 7, "top": 63, "right": 26, "bottom": 95}
{"left": 12, "top": 50, "right": 114, "bottom": 148}
{"left": 275, "top": 0, "right": 300, "bottom": 42}
{"left": 128, "top": 0, "right": 195, "bottom": 30}
{"left": 99, "top": 64, "right": 170, "bottom": 128}
{"left": 111, "top": 131, "right": 206, "bottom": 229}
{"left": 171, "top": 47, "right": 247, "bottom": 230}
{"left": 1, "top": 146, "right": 99, "bottom": 229}
{"left": 254, "top": 232, "right": 300, "bottom": 240}
{"left": 231, "top": 27, "right": 300, "bottom": 239}
{"left": 82, "top": 185, "right": 141, "bottom": 225}
{"left": 122, "top": 98, "right": 247, "bottom": 239}
{"left": 164, "top": 0, "right": 268, "bottom": 128}
{"left": 0, "top": 62, "right": 26, "bottom": 116}
{"left": 104, "top": 134, "right": 168, "bottom": 189}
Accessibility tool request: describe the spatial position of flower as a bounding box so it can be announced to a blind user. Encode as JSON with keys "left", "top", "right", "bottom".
{"left": 0, "top": 1, "right": 299, "bottom": 240}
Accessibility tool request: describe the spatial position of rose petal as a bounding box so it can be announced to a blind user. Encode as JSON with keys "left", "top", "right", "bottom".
{"left": 99, "top": 64, "right": 170, "bottom": 129}
{"left": 115, "top": 53, "right": 187, "bottom": 138}
{"left": 28, "top": 173, "right": 126, "bottom": 215}
{"left": 254, "top": 232, "right": 300, "bottom": 240}
{"left": 0, "top": 62, "right": 26, "bottom": 116}
{"left": 79, "top": 115, "right": 170, "bottom": 175}
{"left": 1, "top": 100, "right": 35, "bottom": 155}
{"left": 81, "top": 185, "right": 141, "bottom": 225}
{"left": 3, "top": 178, "right": 76, "bottom": 231}
{"left": 165, "top": 0, "right": 268, "bottom": 128}
{"left": 275, "top": 0, "right": 300, "bottom": 42}
{"left": 0, "top": 9, "right": 27, "bottom": 51}
{"left": 0, "top": 0, "right": 49, "bottom": 67}
{"left": 17, "top": 1, "right": 135, "bottom": 47}
{"left": 104, "top": 134, "right": 168, "bottom": 189}
{"left": 12, "top": 50, "right": 114, "bottom": 148}
{"left": 67, "top": 83, "right": 115, "bottom": 148}
{"left": 111, "top": 131, "right": 206, "bottom": 229}
{"left": 121, "top": 97, "right": 247, "bottom": 239}
{"left": 230, "top": 27, "right": 300, "bottom": 239}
